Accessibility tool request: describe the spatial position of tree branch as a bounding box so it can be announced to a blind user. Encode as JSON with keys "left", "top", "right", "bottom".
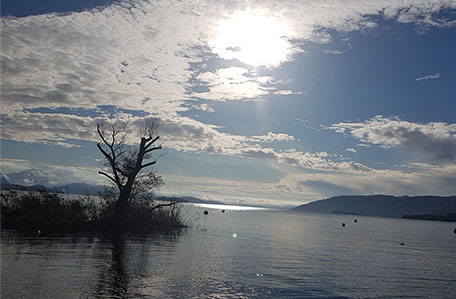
{"left": 114, "top": 166, "right": 129, "bottom": 177}
{"left": 140, "top": 160, "right": 156, "bottom": 169}
{"left": 150, "top": 201, "right": 180, "bottom": 211}
{"left": 98, "top": 171, "right": 123, "bottom": 190}
{"left": 145, "top": 136, "right": 160, "bottom": 148}
{"left": 145, "top": 146, "right": 162, "bottom": 154}
{"left": 97, "top": 124, "right": 111, "bottom": 148}
{"left": 97, "top": 143, "right": 113, "bottom": 162}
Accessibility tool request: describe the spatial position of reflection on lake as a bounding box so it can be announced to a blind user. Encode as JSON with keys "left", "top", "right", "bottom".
{"left": 194, "top": 203, "right": 269, "bottom": 211}
{"left": 2, "top": 204, "right": 456, "bottom": 298}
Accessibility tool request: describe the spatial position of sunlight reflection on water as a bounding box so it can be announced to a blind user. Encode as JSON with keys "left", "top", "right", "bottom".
{"left": 193, "top": 203, "right": 270, "bottom": 211}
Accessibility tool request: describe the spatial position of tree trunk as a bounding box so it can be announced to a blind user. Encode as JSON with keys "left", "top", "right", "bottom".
{"left": 111, "top": 185, "right": 132, "bottom": 230}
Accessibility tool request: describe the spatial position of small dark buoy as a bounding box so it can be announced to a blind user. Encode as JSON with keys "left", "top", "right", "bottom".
{"left": 221, "top": 210, "right": 225, "bottom": 213}
{"left": 342, "top": 223, "right": 345, "bottom": 227}
{"left": 203, "top": 210, "right": 209, "bottom": 215}
{"left": 354, "top": 219, "right": 357, "bottom": 223}
{"left": 400, "top": 243, "right": 405, "bottom": 246}
{"left": 453, "top": 227, "right": 456, "bottom": 234}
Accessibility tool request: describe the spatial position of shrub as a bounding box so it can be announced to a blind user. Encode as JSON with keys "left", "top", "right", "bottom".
{"left": 1, "top": 190, "right": 185, "bottom": 234}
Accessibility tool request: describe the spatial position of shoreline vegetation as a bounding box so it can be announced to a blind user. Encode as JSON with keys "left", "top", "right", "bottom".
{"left": 401, "top": 213, "right": 456, "bottom": 222}
{"left": 1, "top": 190, "right": 186, "bottom": 234}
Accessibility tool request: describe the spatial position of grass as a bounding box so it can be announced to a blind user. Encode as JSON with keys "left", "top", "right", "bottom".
{"left": 1, "top": 190, "right": 186, "bottom": 234}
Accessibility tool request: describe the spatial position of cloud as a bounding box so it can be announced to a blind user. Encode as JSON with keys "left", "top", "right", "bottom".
{"left": 192, "top": 103, "right": 215, "bottom": 113}
{"left": 273, "top": 90, "right": 302, "bottom": 95}
{"left": 415, "top": 73, "right": 441, "bottom": 81}
{"left": 236, "top": 147, "right": 372, "bottom": 173}
{"left": 2, "top": 0, "right": 455, "bottom": 142}
{"left": 331, "top": 115, "right": 456, "bottom": 163}
{"left": 1, "top": 107, "right": 363, "bottom": 174}
{"left": 345, "top": 147, "right": 356, "bottom": 153}
{"left": 356, "top": 143, "right": 370, "bottom": 148}
{"left": 324, "top": 49, "right": 343, "bottom": 55}
{"left": 0, "top": 158, "right": 102, "bottom": 186}
{"left": 194, "top": 67, "right": 270, "bottom": 100}
{"left": 282, "top": 162, "right": 456, "bottom": 201}
{"left": 251, "top": 132, "right": 295, "bottom": 143}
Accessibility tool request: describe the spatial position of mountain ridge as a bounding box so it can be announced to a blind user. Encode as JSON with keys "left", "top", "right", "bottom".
{"left": 292, "top": 195, "right": 456, "bottom": 218}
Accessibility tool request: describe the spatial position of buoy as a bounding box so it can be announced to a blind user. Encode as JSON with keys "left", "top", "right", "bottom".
{"left": 221, "top": 210, "right": 225, "bottom": 213}
{"left": 400, "top": 243, "right": 405, "bottom": 246}
{"left": 342, "top": 223, "right": 345, "bottom": 227}
{"left": 354, "top": 219, "right": 357, "bottom": 223}
{"left": 203, "top": 210, "right": 209, "bottom": 215}
{"left": 453, "top": 227, "right": 456, "bottom": 234}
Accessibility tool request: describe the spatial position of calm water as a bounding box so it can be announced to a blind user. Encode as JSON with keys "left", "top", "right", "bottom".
{"left": 2, "top": 205, "right": 456, "bottom": 298}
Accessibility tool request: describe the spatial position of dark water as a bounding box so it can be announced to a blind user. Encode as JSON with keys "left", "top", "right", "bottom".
{"left": 2, "top": 205, "right": 456, "bottom": 298}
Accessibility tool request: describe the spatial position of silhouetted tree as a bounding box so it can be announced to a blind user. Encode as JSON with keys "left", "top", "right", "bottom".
{"left": 97, "top": 119, "right": 168, "bottom": 229}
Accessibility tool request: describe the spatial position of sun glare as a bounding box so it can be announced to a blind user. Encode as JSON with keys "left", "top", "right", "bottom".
{"left": 211, "top": 12, "right": 292, "bottom": 68}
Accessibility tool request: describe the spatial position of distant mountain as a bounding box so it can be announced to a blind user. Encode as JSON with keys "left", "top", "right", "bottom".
{"left": 0, "top": 175, "right": 103, "bottom": 195}
{"left": 1, "top": 181, "right": 49, "bottom": 192}
{"left": 0, "top": 172, "right": 11, "bottom": 186}
{"left": 156, "top": 196, "right": 223, "bottom": 205}
{"left": 55, "top": 183, "right": 106, "bottom": 195}
{"left": 292, "top": 195, "right": 456, "bottom": 218}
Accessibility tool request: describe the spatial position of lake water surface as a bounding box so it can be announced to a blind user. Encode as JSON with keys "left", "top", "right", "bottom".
{"left": 2, "top": 204, "right": 456, "bottom": 298}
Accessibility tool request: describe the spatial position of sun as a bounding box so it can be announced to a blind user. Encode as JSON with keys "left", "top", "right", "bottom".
{"left": 211, "top": 12, "right": 293, "bottom": 68}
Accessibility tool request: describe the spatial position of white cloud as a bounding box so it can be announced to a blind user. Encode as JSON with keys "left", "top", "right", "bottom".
{"left": 356, "top": 143, "right": 370, "bottom": 148}
{"left": 346, "top": 147, "right": 356, "bottom": 153}
{"left": 194, "top": 67, "right": 270, "bottom": 100}
{"left": 331, "top": 115, "right": 456, "bottom": 163}
{"left": 273, "top": 90, "right": 303, "bottom": 95}
{"left": 415, "top": 73, "right": 441, "bottom": 81}
{"left": 192, "top": 103, "right": 215, "bottom": 113}
{"left": 251, "top": 132, "right": 295, "bottom": 143}
{"left": 2, "top": 0, "right": 454, "bottom": 142}
{"left": 324, "top": 49, "right": 343, "bottom": 55}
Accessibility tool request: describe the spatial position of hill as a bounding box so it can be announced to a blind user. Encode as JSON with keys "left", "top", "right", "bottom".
{"left": 292, "top": 195, "right": 456, "bottom": 218}
{"left": 1, "top": 172, "right": 50, "bottom": 192}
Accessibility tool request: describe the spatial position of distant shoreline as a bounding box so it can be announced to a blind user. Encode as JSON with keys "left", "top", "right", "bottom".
{"left": 401, "top": 213, "right": 456, "bottom": 222}
{"left": 292, "top": 195, "right": 456, "bottom": 222}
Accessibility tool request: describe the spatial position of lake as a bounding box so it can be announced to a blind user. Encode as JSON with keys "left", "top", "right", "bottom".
{"left": 2, "top": 204, "right": 456, "bottom": 298}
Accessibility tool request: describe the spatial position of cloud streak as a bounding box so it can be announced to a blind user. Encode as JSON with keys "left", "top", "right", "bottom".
{"left": 415, "top": 73, "right": 441, "bottom": 81}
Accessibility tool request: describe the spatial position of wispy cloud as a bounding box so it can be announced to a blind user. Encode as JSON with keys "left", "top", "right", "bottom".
{"left": 415, "top": 73, "right": 441, "bottom": 81}
{"left": 324, "top": 49, "right": 343, "bottom": 55}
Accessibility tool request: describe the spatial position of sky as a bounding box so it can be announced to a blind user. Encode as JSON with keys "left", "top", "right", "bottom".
{"left": 1, "top": 0, "right": 456, "bottom": 207}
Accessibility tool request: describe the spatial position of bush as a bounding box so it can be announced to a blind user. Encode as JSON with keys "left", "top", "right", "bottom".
{"left": 1, "top": 190, "right": 185, "bottom": 234}
{"left": 122, "top": 199, "right": 185, "bottom": 233}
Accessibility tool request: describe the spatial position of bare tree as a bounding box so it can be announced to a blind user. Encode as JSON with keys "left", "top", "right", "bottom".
{"left": 96, "top": 119, "right": 167, "bottom": 227}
